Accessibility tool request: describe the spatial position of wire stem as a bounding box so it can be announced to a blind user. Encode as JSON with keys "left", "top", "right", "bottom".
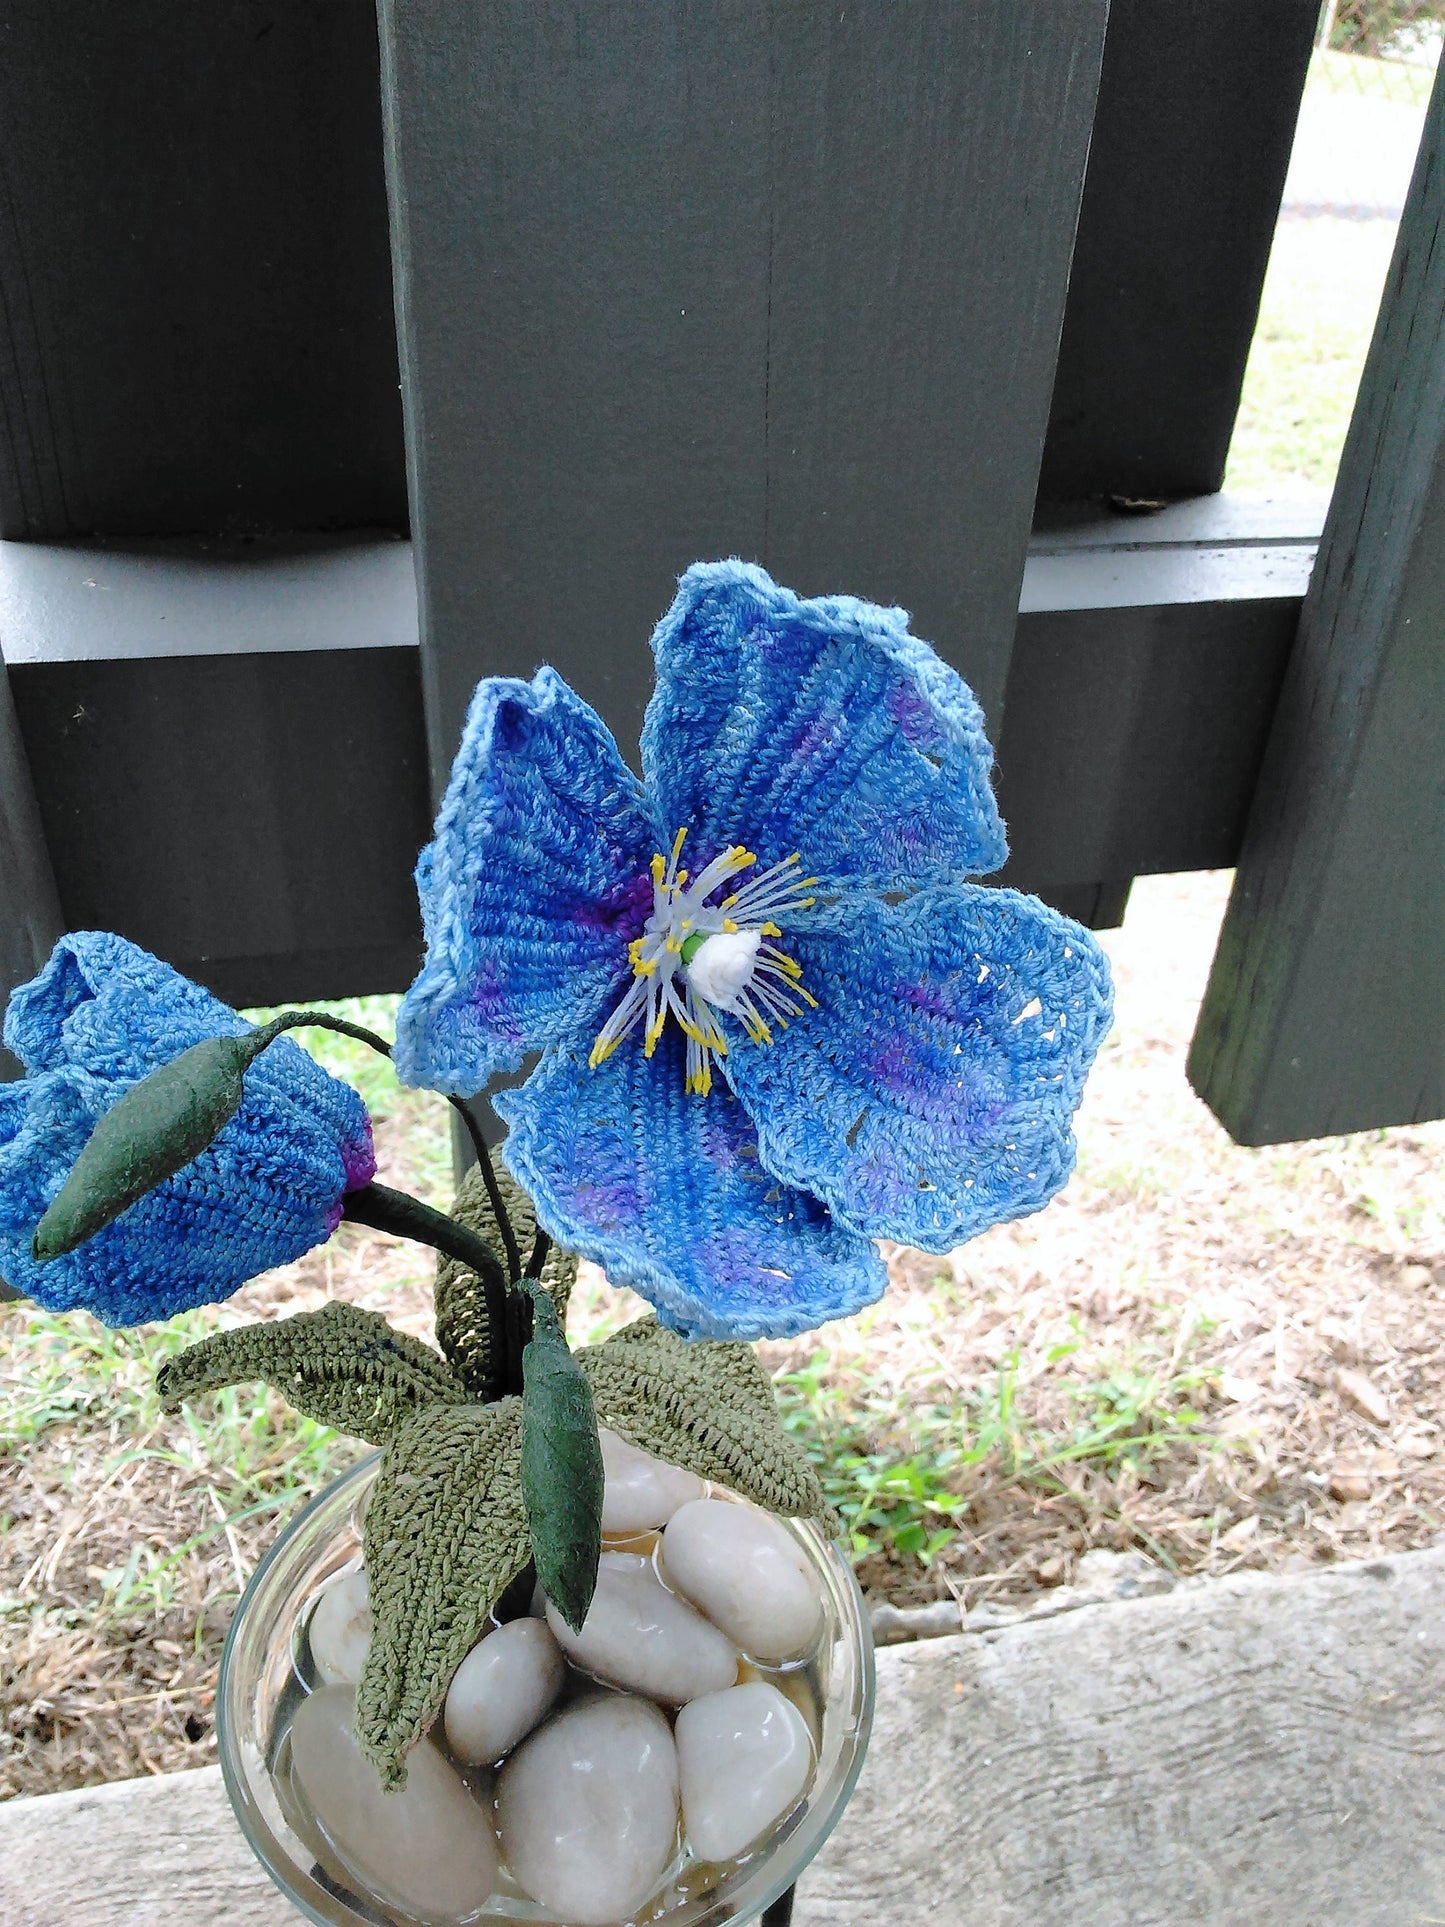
{"left": 341, "top": 1181, "right": 513, "bottom": 1399}
{"left": 449, "top": 1101, "right": 523, "bottom": 1283}
{"left": 260, "top": 1010, "right": 397, "bottom": 1057}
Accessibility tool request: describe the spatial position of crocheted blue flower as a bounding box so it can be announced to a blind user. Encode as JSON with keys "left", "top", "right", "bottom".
{"left": 397, "top": 560, "right": 1112, "bottom": 1341}
{"left": 0, "top": 933, "right": 376, "bottom": 1326}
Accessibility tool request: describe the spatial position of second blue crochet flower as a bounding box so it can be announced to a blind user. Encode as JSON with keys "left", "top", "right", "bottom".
{"left": 0, "top": 933, "right": 376, "bottom": 1326}
{"left": 397, "top": 560, "right": 1113, "bottom": 1341}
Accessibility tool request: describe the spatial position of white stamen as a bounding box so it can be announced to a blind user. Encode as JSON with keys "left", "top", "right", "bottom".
{"left": 589, "top": 835, "right": 817, "bottom": 1091}
{"left": 685, "top": 929, "right": 764, "bottom": 1012}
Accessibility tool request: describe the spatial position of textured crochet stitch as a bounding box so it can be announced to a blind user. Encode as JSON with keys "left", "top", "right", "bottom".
{"left": 396, "top": 559, "right": 1114, "bottom": 1342}
{"left": 0, "top": 932, "right": 375, "bottom": 1324}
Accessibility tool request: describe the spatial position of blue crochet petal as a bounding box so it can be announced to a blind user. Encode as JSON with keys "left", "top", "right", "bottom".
{"left": 4, "top": 931, "right": 244, "bottom": 1077}
{"left": 721, "top": 886, "right": 1113, "bottom": 1253}
{"left": 2, "top": 931, "right": 376, "bottom": 1199}
{"left": 495, "top": 1029, "right": 887, "bottom": 1342}
{"left": 396, "top": 668, "right": 657, "bottom": 1095}
{"left": 641, "top": 560, "right": 1007, "bottom": 887}
{"left": 0, "top": 1057, "right": 373, "bottom": 1327}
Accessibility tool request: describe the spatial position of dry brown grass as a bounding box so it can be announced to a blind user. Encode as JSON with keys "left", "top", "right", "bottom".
{"left": 764, "top": 872, "right": 1445, "bottom": 1607}
{"left": 3, "top": 872, "right": 1443, "bottom": 1798}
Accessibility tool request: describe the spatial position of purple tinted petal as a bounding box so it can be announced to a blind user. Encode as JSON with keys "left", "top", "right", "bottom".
{"left": 640, "top": 560, "right": 1006, "bottom": 889}
{"left": 722, "top": 886, "right": 1113, "bottom": 1251}
{"left": 495, "top": 1030, "right": 886, "bottom": 1341}
{"left": 396, "top": 668, "right": 657, "bottom": 1094}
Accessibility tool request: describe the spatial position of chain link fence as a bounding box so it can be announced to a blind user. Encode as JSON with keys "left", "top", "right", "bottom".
{"left": 1322, "top": 0, "right": 1445, "bottom": 63}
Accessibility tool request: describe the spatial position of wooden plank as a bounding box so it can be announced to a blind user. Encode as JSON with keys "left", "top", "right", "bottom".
{"left": 0, "top": 655, "right": 63, "bottom": 1081}
{"left": 755, "top": 1, "right": 1109, "bottom": 730}
{"left": 996, "top": 596, "right": 1298, "bottom": 891}
{"left": 1190, "top": 66, "right": 1445, "bottom": 1143}
{"left": 2, "top": 1549, "right": 1442, "bottom": 1925}
{"left": 1037, "top": 0, "right": 1317, "bottom": 504}
{"left": 0, "top": 0, "right": 404, "bottom": 539}
{"left": 377, "top": 0, "right": 772, "bottom": 777}
{"left": 798, "top": 1549, "right": 1445, "bottom": 1924}
{"left": 377, "top": 1, "right": 1108, "bottom": 780}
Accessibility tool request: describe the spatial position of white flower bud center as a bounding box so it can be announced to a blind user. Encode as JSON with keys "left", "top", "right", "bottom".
{"left": 685, "top": 928, "right": 764, "bottom": 1013}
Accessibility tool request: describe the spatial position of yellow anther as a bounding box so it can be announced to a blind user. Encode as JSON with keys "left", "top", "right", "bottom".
{"left": 651, "top": 853, "right": 665, "bottom": 884}
{"left": 670, "top": 826, "right": 688, "bottom": 865}
{"left": 636, "top": 957, "right": 657, "bottom": 976}
{"left": 760, "top": 921, "right": 782, "bottom": 938}
{"left": 797, "top": 986, "right": 819, "bottom": 1008}
{"left": 722, "top": 918, "right": 739, "bottom": 934}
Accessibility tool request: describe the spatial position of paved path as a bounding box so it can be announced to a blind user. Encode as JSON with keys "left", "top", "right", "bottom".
{"left": 1283, "top": 81, "right": 1427, "bottom": 221}
{"left": 1, "top": 1549, "right": 1442, "bottom": 1926}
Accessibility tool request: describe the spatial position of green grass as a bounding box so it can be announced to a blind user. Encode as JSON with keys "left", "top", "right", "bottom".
{"left": 1225, "top": 49, "right": 1423, "bottom": 494}
{"left": 1, "top": 1305, "right": 353, "bottom": 1622}
{"left": 774, "top": 1344, "right": 1220, "bottom": 1569}
{"left": 1226, "top": 220, "right": 1400, "bottom": 493}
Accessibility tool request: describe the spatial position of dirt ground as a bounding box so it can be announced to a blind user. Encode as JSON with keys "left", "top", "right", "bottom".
{"left": 3, "top": 871, "right": 1443, "bottom": 1799}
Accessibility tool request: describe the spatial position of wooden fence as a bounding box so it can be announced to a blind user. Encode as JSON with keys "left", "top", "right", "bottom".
{"left": 0, "top": 1, "right": 1439, "bottom": 1146}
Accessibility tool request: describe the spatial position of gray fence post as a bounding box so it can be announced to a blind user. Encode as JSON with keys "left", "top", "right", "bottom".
{"left": 0, "top": 659, "right": 63, "bottom": 1080}
{"left": 1189, "top": 59, "right": 1445, "bottom": 1144}
{"left": 376, "top": 0, "right": 1109, "bottom": 784}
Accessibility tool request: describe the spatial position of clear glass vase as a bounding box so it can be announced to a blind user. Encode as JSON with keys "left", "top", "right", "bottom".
{"left": 218, "top": 1453, "right": 874, "bottom": 1927}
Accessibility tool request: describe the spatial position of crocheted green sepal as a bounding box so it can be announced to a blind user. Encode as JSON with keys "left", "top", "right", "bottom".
{"left": 521, "top": 1285, "right": 602, "bottom": 1634}
{"left": 580, "top": 1316, "right": 835, "bottom": 1530}
{"left": 356, "top": 1398, "right": 530, "bottom": 1789}
{"left": 156, "top": 1302, "right": 466, "bottom": 1445}
{"left": 436, "top": 1164, "right": 577, "bottom": 1396}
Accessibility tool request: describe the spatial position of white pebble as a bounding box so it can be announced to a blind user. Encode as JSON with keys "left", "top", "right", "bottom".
{"left": 444, "top": 1617, "right": 566, "bottom": 1763}
{"left": 546, "top": 1551, "right": 738, "bottom": 1704}
{"left": 676, "top": 1681, "right": 815, "bottom": 1863}
{"left": 497, "top": 1694, "right": 679, "bottom": 1926}
{"left": 307, "top": 1571, "right": 371, "bottom": 1686}
{"left": 286, "top": 1685, "right": 497, "bottom": 1917}
{"left": 662, "top": 1499, "right": 824, "bottom": 1662}
{"left": 600, "top": 1426, "right": 706, "bottom": 1534}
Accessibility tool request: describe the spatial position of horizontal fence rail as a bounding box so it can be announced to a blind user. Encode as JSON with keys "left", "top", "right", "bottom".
{"left": 2, "top": 495, "right": 1322, "bottom": 1006}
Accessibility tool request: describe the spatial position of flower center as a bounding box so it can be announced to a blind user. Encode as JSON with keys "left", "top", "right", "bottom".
{"left": 588, "top": 828, "right": 817, "bottom": 1095}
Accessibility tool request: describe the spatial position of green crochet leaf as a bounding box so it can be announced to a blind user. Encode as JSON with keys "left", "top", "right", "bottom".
{"left": 579, "top": 1316, "right": 833, "bottom": 1527}
{"left": 33, "top": 1029, "right": 270, "bottom": 1259}
{"left": 356, "top": 1398, "right": 530, "bottom": 1787}
{"left": 436, "top": 1163, "right": 578, "bottom": 1396}
{"left": 520, "top": 1284, "right": 602, "bottom": 1634}
{"left": 156, "top": 1302, "right": 466, "bottom": 1446}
